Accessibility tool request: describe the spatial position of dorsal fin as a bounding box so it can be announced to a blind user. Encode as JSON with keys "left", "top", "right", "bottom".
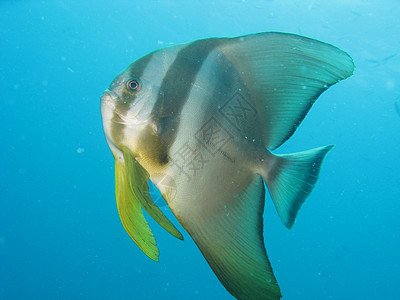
{"left": 218, "top": 32, "right": 355, "bottom": 149}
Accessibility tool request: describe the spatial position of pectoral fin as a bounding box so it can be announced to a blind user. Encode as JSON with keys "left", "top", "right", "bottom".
{"left": 173, "top": 176, "right": 282, "bottom": 299}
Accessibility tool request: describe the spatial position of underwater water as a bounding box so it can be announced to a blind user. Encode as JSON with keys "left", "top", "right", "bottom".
{"left": 1, "top": 0, "right": 399, "bottom": 299}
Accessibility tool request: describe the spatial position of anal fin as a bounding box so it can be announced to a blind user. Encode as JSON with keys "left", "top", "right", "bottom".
{"left": 178, "top": 176, "right": 282, "bottom": 300}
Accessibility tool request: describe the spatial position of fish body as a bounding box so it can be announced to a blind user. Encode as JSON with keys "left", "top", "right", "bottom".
{"left": 101, "top": 32, "right": 354, "bottom": 299}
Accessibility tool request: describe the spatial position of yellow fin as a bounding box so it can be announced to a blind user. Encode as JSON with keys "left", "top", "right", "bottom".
{"left": 115, "top": 158, "right": 159, "bottom": 261}
{"left": 122, "top": 148, "right": 183, "bottom": 240}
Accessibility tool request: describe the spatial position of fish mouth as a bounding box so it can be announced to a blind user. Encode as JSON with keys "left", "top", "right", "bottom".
{"left": 101, "top": 88, "right": 151, "bottom": 126}
{"left": 101, "top": 89, "right": 123, "bottom": 160}
{"left": 101, "top": 89, "right": 118, "bottom": 110}
{"left": 103, "top": 88, "right": 119, "bottom": 99}
{"left": 101, "top": 89, "right": 131, "bottom": 125}
{"left": 100, "top": 87, "right": 151, "bottom": 161}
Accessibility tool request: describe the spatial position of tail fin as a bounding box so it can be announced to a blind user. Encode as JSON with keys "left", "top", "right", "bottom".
{"left": 264, "top": 145, "right": 334, "bottom": 228}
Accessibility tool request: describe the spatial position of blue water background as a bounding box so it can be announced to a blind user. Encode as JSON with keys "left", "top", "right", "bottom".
{"left": 1, "top": 0, "right": 399, "bottom": 299}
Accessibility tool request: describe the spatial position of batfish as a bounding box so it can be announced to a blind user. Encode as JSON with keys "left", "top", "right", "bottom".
{"left": 101, "top": 32, "right": 354, "bottom": 299}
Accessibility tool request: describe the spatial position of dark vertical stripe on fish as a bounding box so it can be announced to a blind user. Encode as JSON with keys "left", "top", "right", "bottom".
{"left": 152, "top": 39, "right": 221, "bottom": 165}
{"left": 110, "top": 52, "right": 154, "bottom": 147}
{"left": 127, "top": 52, "right": 155, "bottom": 79}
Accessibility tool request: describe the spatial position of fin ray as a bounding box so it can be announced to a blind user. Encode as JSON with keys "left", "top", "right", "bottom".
{"left": 264, "top": 145, "right": 334, "bottom": 228}
{"left": 173, "top": 176, "right": 282, "bottom": 299}
{"left": 219, "top": 32, "right": 355, "bottom": 149}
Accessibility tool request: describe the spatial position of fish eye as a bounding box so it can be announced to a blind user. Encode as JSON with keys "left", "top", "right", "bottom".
{"left": 126, "top": 78, "right": 141, "bottom": 92}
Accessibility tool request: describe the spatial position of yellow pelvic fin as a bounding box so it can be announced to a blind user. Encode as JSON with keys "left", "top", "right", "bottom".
{"left": 115, "top": 158, "right": 159, "bottom": 261}
{"left": 122, "top": 147, "right": 183, "bottom": 241}
{"left": 115, "top": 148, "right": 184, "bottom": 260}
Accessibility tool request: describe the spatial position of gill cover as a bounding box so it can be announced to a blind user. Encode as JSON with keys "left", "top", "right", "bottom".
{"left": 115, "top": 147, "right": 183, "bottom": 261}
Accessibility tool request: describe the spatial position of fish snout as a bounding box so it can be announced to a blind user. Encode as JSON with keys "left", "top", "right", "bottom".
{"left": 101, "top": 89, "right": 119, "bottom": 123}
{"left": 101, "top": 89, "right": 119, "bottom": 153}
{"left": 101, "top": 89, "right": 118, "bottom": 109}
{"left": 101, "top": 101, "right": 123, "bottom": 161}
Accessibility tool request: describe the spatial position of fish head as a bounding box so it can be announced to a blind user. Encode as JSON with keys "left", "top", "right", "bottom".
{"left": 101, "top": 55, "right": 163, "bottom": 161}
